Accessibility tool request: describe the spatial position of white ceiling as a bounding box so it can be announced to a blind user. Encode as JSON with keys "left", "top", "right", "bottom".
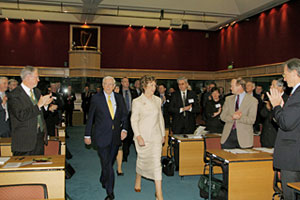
{"left": 0, "top": 0, "right": 290, "bottom": 30}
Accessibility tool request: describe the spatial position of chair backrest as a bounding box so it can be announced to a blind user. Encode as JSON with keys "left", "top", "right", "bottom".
{"left": 0, "top": 184, "right": 48, "bottom": 200}
{"left": 253, "top": 135, "right": 261, "bottom": 147}
{"left": 44, "top": 140, "right": 61, "bottom": 155}
{"left": 203, "top": 136, "right": 221, "bottom": 164}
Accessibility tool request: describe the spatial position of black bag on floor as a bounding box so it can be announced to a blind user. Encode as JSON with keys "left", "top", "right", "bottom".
{"left": 65, "top": 162, "right": 75, "bottom": 179}
{"left": 162, "top": 157, "right": 174, "bottom": 176}
{"left": 198, "top": 166, "right": 227, "bottom": 200}
{"left": 162, "top": 140, "right": 174, "bottom": 176}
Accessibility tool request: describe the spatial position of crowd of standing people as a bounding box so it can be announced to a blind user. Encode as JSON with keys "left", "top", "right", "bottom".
{"left": 2, "top": 59, "right": 300, "bottom": 199}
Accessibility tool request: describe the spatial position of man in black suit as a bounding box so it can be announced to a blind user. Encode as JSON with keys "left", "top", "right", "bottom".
{"left": 157, "top": 83, "right": 171, "bottom": 128}
{"left": 134, "top": 79, "right": 142, "bottom": 96}
{"left": 0, "top": 77, "right": 10, "bottom": 137}
{"left": 246, "top": 81, "right": 263, "bottom": 134}
{"left": 169, "top": 77, "right": 200, "bottom": 171}
{"left": 85, "top": 76, "right": 128, "bottom": 200}
{"left": 267, "top": 58, "right": 300, "bottom": 200}
{"left": 119, "top": 77, "right": 137, "bottom": 162}
{"left": 169, "top": 77, "right": 200, "bottom": 134}
{"left": 63, "top": 85, "right": 76, "bottom": 127}
{"left": 81, "top": 85, "right": 91, "bottom": 124}
{"left": 260, "top": 78, "right": 288, "bottom": 147}
{"left": 8, "top": 79, "right": 18, "bottom": 92}
{"left": 8, "top": 66, "right": 52, "bottom": 155}
{"left": 44, "top": 83, "right": 63, "bottom": 136}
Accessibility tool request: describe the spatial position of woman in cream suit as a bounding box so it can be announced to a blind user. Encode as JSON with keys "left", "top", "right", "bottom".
{"left": 131, "top": 75, "right": 165, "bottom": 200}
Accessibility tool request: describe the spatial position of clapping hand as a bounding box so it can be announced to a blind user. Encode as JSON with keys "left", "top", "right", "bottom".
{"left": 266, "top": 88, "right": 283, "bottom": 108}
{"left": 232, "top": 111, "right": 242, "bottom": 120}
{"left": 37, "top": 93, "right": 53, "bottom": 108}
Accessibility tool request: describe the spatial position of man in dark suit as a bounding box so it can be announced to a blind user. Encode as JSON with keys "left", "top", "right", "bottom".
{"left": 169, "top": 77, "right": 200, "bottom": 134}
{"left": 260, "top": 78, "right": 288, "bottom": 147}
{"left": 8, "top": 66, "right": 52, "bottom": 155}
{"left": 267, "top": 58, "right": 300, "bottom": 200}
{"left": 81, "top": 85, "right": 91, "bottom": 124}
{"left": 134, "top": 79, "right": 142, "bottom": 96}
{"left": 0, "top": 77, "right": 10, "bottom": 137}
{"left": 44, "top": 83, "right": 63, "bottom": 136}
{"left": 8, "top": 79, "right": 18, "bottom": 92}
{"left": 246, "top": 81, "right": 263, "bottom": 134}
{"left": 119, "top": 77, "right": 137, "bottom": 162}
{"left": 157, "top": 83, "right": 171, "bottom": 128}
{"left": 63, "top": 85, "right": 76, "bottom": 127}
{"left": 169, "top": 77, "right": 200, "bottom": 171}
{"left": 85, "top": 76, "right": 128, "bottom": 200}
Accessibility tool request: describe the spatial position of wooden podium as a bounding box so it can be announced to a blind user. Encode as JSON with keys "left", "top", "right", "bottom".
{"left": 69, "top": 50, "right": 101, "bottom": 77}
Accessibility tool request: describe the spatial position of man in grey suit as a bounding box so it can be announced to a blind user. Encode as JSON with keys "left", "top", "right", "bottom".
{"left": 267, "top": 58, "right": 300, "bottom": 199}
{"left": 0, "top": 77, "right": 10, "bottom": 137}
{"left": 220, "top": 77, "right": 258, "bottom": 149}
{"left": 8, "top": 66, "right": 52, "bottom": 155}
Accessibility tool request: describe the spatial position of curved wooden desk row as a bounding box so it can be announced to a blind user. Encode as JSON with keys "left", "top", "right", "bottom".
{"left": 207, "top": 149, "right": 273, "bottom": 200}
{"left": 172, "top": 134, "right": 262, "bottom": 176}
{"left": 0, "top": 137, "right": 66, "bottom": 157}
{"left": 0, "top": 155, "right": 65, "bottom": 199}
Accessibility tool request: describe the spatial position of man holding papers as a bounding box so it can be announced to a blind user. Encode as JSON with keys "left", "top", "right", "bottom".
{"left": 267, "top": 58, "right": 300, "bottom": 200}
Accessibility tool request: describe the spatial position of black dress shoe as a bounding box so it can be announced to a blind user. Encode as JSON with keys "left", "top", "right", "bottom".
{"left": 116, "top": 170, "right": 124, "bottom": 176}
{"left": 104, "top": 193, "right": 115, "bottom": 200}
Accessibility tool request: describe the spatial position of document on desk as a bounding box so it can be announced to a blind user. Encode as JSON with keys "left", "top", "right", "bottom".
{"left": 0, "top": 157, "right": 10, "bottom": 165}
{"left": 187, "top": 135, "right": 203, "bottom": 139}
{"left": 3, "top": 162, "right": 22, "bottom": 168}
{"left": 253, "top": 147, "right": 274, "bottom": 154}
{"left": 3, "top": 161, "right": 33, "bottom": 168}
{"left": 224, "top": 149, "right": 259, "bottom": 154}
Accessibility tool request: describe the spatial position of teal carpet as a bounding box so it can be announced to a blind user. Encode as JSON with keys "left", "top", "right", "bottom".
{"left": 66, "top": 126, "right": 204, "bottom": 200}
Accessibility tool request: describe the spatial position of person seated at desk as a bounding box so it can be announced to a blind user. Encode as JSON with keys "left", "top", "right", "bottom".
{"left": 204, "top": 87, "right": 224, "bottom": 133}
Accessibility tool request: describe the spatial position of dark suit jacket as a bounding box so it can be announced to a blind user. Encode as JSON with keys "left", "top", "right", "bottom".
{"left": 155, "top": 93, "right": 171, "bottom": 127}
{"left": 0, "top": 97, "right": 10, "bottom": 137}
{"left": 119, "top": 88, "right": 138, "bottom": 104}
{"left": 169, "top": 90, "right": 200, "bottom": 134}
{"left": 81, "top": 91, "right": 92, "bottom": 112}
{"left": 273, "top": 87, "right": 300, "bottom": 171}
{"left": 44, "top": 92, "right": 63, "bottom": 136}
{"left": 85, "top": 91, "right": 128, "bottom": 148}
{"left": 7, "top": 86, "right": 47, "bottom": 152}
{"left": 204, "top": 99, "right": 225, "bottom": 133}
{"left": 260, "top": 93, "right": 288, "bottom": 148}
{"left": 63, "top": 92, "right": 76, "bottom": 111}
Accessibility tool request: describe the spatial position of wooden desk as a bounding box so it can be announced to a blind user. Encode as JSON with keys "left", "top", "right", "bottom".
{"left": 173, "top": 134, "right": 222, "bottom": 176}
{"left": 288, "top": 182, "right": 300, "bottom": 200}
{"left": 0, "top": 155, "right": 65, "bottom": 199}
{"left": 0, "top": 138, "right": 12, "bottom": 157}
{"left": 0, "top": 137, "right": 66, "bottom": 156}
{"left": 207, "top": 149, "right": 273, "bottom": 200}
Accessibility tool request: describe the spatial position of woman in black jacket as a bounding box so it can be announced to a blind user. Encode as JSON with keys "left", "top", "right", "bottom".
{"left": 204, "top": 87, "right": 224, "bottom": 133}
